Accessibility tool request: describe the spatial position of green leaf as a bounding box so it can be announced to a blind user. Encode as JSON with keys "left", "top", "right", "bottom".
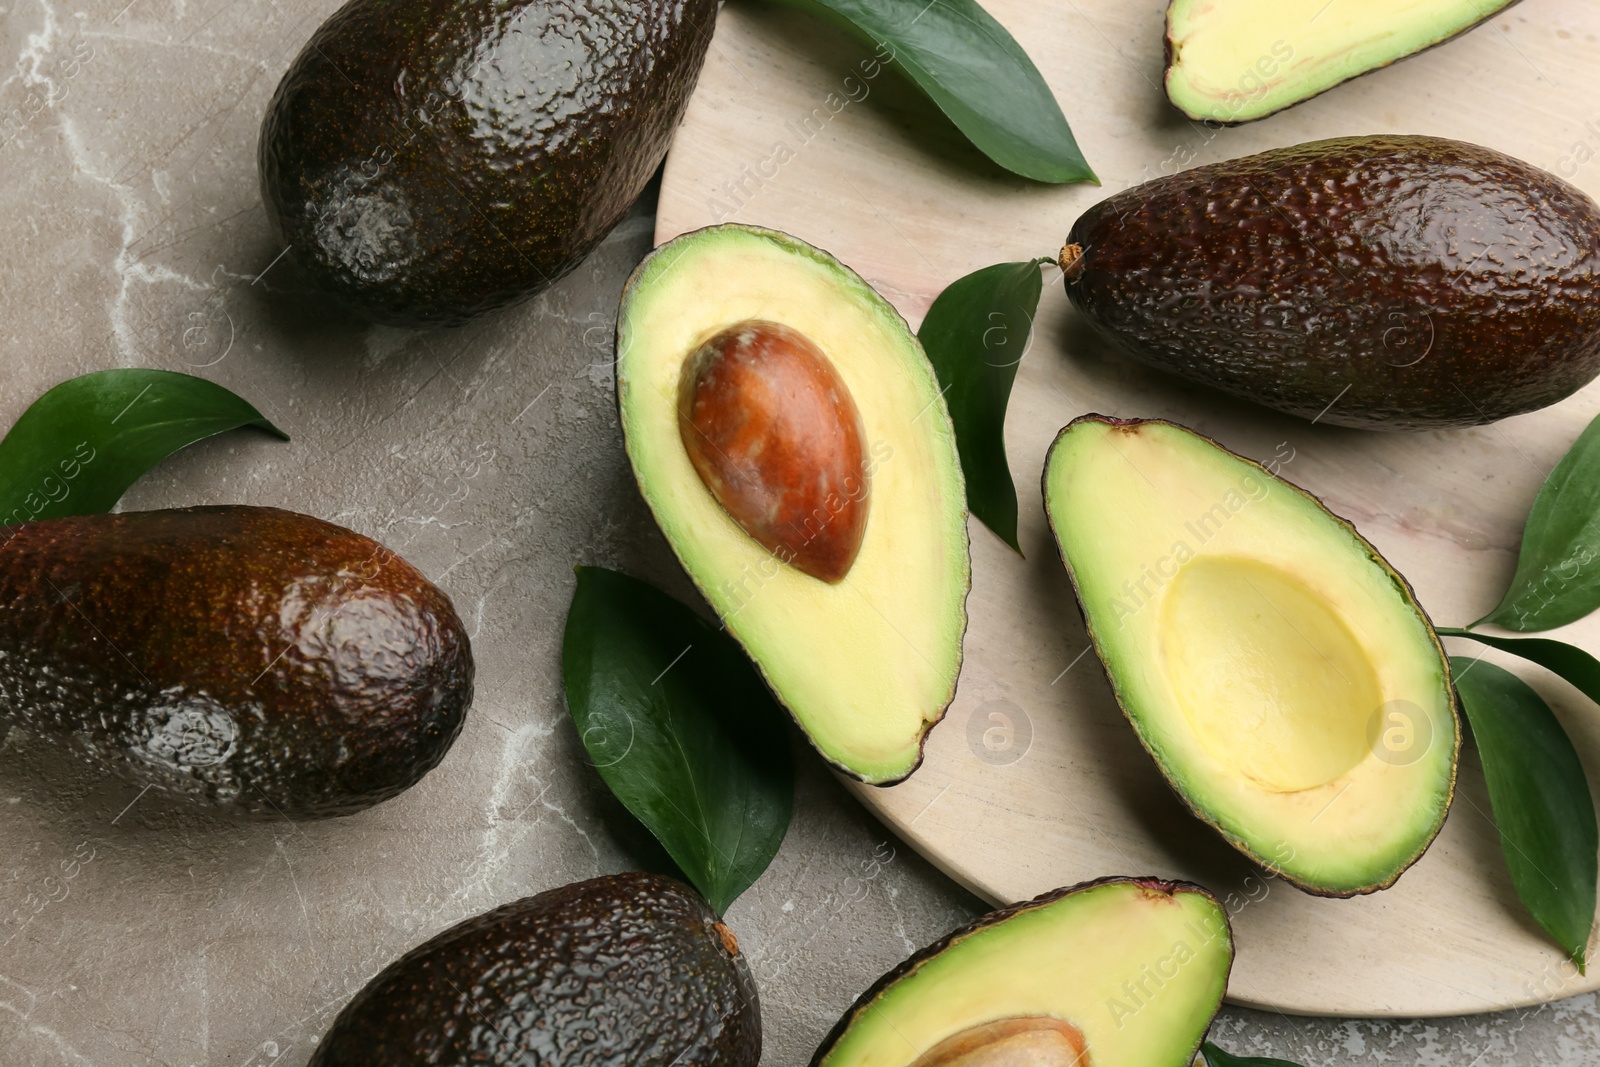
{"left": 1203, "top": 1043, "right": 1305, "bottom": 1067}
{"left": 1438, "top": 628, "right": 1600, "bottom": 708}
{"left": 562, "top": 567, "right": 794, "bottom": 913}
{"left": 1451, "top": 657, "right": 1597, "bottom": 971}
{"left": 1202, "top": 1042, "right": 1307, "bottom": 1067}
{"left": 1479, "top": 413, "right": 1600, "bottom": 631}
{"left": 918, "top": 259, "right": 1046, "bottom": 552}
{"left": 775, "top": 0, "right": 1096, "bottom": 184}
{"left": 0, "top": 369, "right": 287, "bottom": 527}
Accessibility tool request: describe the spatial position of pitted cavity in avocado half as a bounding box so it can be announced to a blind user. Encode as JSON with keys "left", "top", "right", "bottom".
{"left": 1161, "top": 556, "right": 1380, "bottom": 793}
{"left": 678, "top": 320, "right": 870, "bottom": 583}
{"left": 908, "top": 1017, "right": 1089, "bottom": 1067}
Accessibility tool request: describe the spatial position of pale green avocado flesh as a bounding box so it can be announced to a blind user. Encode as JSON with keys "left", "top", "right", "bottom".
{"left": 615, "top": 224, "right": 969, "bottom": 784}
{"left": 1043, "top": 417, "right": 1458, "bottom": 896}
{"left": 814, "top": 878, "right": 1232, "bottom": 1067}
{"left": 1165, "top": 0, "right": 1518, "bottom": 123}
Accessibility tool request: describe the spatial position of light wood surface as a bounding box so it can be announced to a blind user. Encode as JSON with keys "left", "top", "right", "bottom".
{"left": 657, "top": 0, "right": 1600, "bottom": 1016}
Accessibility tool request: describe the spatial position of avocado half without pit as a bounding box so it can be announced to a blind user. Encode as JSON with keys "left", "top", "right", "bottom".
{"left": 1164, "top": 0, "right": 1519, "bottom": 123}
{"left": 813, "top": 877, "right": 1232, "bottom": 1067}
{"left": 617, "top": 224, "right": 970, "bottom": 784}
{"left": 1043, "top": 417, "right": 1459, "bottom": 896}
{"left": 0, "top": 505, "right": 473, "bottom": 818}
{"left": 311, "top": 872, "right": 760, "bottom": 1066}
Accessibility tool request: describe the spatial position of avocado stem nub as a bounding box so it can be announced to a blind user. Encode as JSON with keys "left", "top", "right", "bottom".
{"left": 1058, "top": 243, "right": 1085, "bottom": 281}
{"left": 714, "top": 920, "right": 740, "bottom": 957}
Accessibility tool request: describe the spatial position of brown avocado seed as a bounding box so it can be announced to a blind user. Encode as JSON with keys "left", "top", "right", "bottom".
{"left": 907, "top": 1017, "right": 1091, "bottom": 1067}
{"left": 677, "top": 319, "right": 870, "bottom": 583}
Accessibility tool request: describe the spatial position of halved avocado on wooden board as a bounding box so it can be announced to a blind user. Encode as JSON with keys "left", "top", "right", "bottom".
{"left": 1165, "top": 0, "right": 1521, "bottom": 124}
{"left": 616, "top": 224, "right": 970, "bottom": 785}
{"left": 812, "top": 876, "right": 1232, "bottom": 1067}
{"left": 1042, "top": 417, "right": 1459, "bottom": 896}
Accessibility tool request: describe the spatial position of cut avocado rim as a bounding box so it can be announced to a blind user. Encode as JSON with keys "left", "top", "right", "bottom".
{"left": 1042, "top": 414, "right": 1461, "bottom": 897}
{"left": 1162, "top": 0, "right": 1523, "bottom": 126}
{"left": 614, "top": 222, "right": 972, "bottom": 787}
{"left": 808, "top": 875, "right": 1234, "bottom": 1067}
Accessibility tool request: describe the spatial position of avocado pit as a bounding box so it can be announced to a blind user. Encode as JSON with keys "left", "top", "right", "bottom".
{"left": 677, "top": 319, "right": 870, "bottom": 583}
{"left": 908, "top": 1018, "right": 1090, "bottom": 1067}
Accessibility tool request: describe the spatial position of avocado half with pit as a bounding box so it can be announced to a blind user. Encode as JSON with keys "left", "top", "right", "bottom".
{"left": 1165, "top": 0, "right": 1519, "bottom": 124}
{"left": 616, "top": 224, "right": 969, "bottom": 784}
{"left": 813, "top": 876, "right": 1232, "bottom": 1067}
{"left": 1043, "top": 417, "right": 1459, "bottom": 896}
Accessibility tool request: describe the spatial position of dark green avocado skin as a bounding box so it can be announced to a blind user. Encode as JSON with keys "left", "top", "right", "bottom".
{"left": 1063, "top": 135, "right": 1600, "bottom": 430}
{"left": 258, "top": 0, "right": 717, "bottom": 327}
{"left": 310, "top": 872, "right": 761, "bottom": 1066}
{"left": 0, "top": 506, "right": 472, "bottom": 819}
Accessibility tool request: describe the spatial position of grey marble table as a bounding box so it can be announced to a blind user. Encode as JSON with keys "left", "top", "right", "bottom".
{"left": 0, "top": 0, "right": 1592, "bottom": 1051}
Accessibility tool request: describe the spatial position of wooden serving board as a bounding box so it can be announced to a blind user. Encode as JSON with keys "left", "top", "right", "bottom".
{"left": 657, "top": 0, "right": 1600, "bottom": 1016}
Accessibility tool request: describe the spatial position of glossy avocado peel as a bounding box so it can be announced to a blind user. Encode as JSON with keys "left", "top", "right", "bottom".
{"left": 311, "top": 873, "right": 761, "bottom": 1067}
{"left": 259, "top": 0, "right": 718, "bottom": 325}
{"left": 1042, "top": 417, "right": 1459, "bottom": 896}
{"left": 0, "top": 506, "right": 474, "bottom": 819}
{"left": 1061, "top": 135, "right": 1600, "bottom": 430}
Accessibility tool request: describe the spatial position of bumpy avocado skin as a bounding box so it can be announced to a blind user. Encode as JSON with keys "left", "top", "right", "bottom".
{"left": 310, "top": 872, "right": 761, "bottom": 1067}
{"left": 1064, "top": 135, "right": 1600, "bottom": 430}
{"left": 258, "top": 0, "right": 717, "bottom": 326}
{"left": 0, "top": 506, "right": 472, "bottom": 818}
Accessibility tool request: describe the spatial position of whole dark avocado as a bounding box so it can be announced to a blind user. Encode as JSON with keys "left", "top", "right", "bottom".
{"left": 1061, "top": 135, "right": 1600, "bottom": 430}
{"left": 310, "top": 872, "right": 761, "bottom": 1067}
{"left": 258, "top": 0, "right": 717, "bottom": 326}
{"left": 0, "top": 506, "right": 472, "bottom": 818}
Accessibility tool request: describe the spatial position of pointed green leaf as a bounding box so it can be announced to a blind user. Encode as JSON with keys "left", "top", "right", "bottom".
{"left": 0, "top": 369, "right": 287, "bottom": 527}
{"left": 1202, "top": 1042, "right": 1307, "bottom": 1067}
{"left": 918, "top": 259, "right": 1047, "bottom": 552}
{"left": 562, "top": 567, "right": 794, "bottom": 913}
{"left": 1451, "top": 657, "right": 1597, "bottom": 970}
{"left": 1438, "top": 628, "right": 1600, "bottom": 708}
{"left": 777, "top": 0, "right": 1096, "bottom": 183}
{"left": 1479, "top": 413, "right": 1600, "bottom": 631}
